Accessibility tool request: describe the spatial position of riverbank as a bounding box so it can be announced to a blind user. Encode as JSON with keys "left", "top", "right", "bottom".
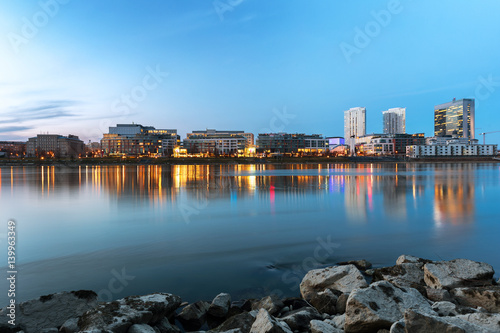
{"left": 0, "top": 156, "right": 499, "bottom": 166}
{"left": 1, "top": 255, "right": 499, "bottom": 332}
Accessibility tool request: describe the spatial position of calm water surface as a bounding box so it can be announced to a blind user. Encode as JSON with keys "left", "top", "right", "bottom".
{"left": 1, "top": 163, "right": 499, "bottom": 303}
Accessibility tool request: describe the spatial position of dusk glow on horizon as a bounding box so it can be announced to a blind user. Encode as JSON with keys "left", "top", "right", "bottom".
{"left": 1, "top": 0, "right": 500, "bottom": 145}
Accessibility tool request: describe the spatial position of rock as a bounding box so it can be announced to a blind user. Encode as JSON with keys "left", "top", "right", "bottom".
{"left": 249, "top": 309, "right": 292, "bottom": 333}
{"left": 424, "top": 259, "right": 494, "bottom": 289}
{"left": 0, "top": 290, "right": 97, "bottom": 333}
{"left": 308, "top": 289, "right": 339, "bottom": 315}
{"left": 310, "top": 320, "right": 343, "bottom": 333}
{"left": 281, "top": 297, "right": 310, "bottom": 311}
{"left": 337, "top": 259, "right": 372, "bottom": 271}
{"left": 389, "top": 319, "right": 405, "bottom": 333}
{"left": 325, "top": 313, "right": 345, "bottom": 330}
{"left": 251, "top": 295, "right": 284, "bottom": 316}
{"left": 79, "top": 293, "right": 181, "bottom": 333}
{"left": 457, "top": 312, "right": 500, "bottom": 332}
{"left": 279, "top": 307, "right": 322, "bottom": 332}
{"left": 344, "top": 281, "right": 434, "bottom": 333}
{"left": 403, "top": 309, "right": 492, "bottom": 333}
{"left": 451, "top": 286, "right": 500, "bottom": 313}
{"left": 210, "top": 311, "right": 256, "bottom": 333}
{"left": 155, "top": 318, "right": 181, "bottom": 333}
{"left": 396, "top": 255, "right": 432, "bottom": 265}
{"left": 372, "top": 263, "right": 426, "bottom": 294}
{"left": 300, "top": 265, "right": 368, "bottom": 300}
{"left": 60, "top": 317, "right": 80, "bottom": 333}
{"left": 209, "top": 293, "right": 232, "bottom": 318}
{"left": 128, "top": 324, "right": 157, "bottom": 333}
{"left": 432, "top": 301, "right": 461, "bottom": 317}
{"left": 176, "top": 301, "right": 210, "bottom": 331}
{"left": 39, "top": 329, "right": 58, "bottom": 333}
{"left": 335, "top": 293, "right": 348, "bottom": 315}
{"left": 377, "top": 330, "right": 390, "bottom": 333}
{"left": 227, "top": 300, "right": 252, "bottom": 318}
{"left": 425, "top": 287, "right": 453, "bottom": 302}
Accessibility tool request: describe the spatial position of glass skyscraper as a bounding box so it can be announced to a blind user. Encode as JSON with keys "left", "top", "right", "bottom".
{"left": 434, "top": 98, "right": 475, "bottom": 140}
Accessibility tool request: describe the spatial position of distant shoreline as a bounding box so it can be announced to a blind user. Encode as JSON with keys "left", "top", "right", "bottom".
{"left": 0, "top": 156, "right": 499, "bottom": 167}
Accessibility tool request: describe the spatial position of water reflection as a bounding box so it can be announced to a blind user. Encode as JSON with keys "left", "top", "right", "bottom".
{"left": 0, "top": 163, "right": 485, "bottom": 226}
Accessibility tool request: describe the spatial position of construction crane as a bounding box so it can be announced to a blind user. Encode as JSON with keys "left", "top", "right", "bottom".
{"left": 479, "top": 131, "right": 500, "bottom": 144}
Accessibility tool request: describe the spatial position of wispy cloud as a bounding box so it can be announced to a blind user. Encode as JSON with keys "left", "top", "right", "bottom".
{"left": 0, "top": 125, "right": 33, "bottom": 133}
{"left": 0, "top": 100, "right": 80, "bottom": 125}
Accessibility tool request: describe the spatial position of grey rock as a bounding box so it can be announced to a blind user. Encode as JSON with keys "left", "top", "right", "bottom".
{"left": 279, "top": 307, "right": 322, "bottom": 332}
{"left": 403, "top": 309, "right": 493, "bottom": 333}
{"left": 337, "top": 259, "right": 372, "bottom": 271}
{"left": 0, "top": 290, "right": 97, "bottom": 333}
{"left": 177, "top": 301, "right": 210, "bottom": 331}
{"left": 39, "top": 329, "right": 58, "bottom": 333}
{"left": 424, "top": 259, "right": 494, "bottom": 289}
{"left": 310, "top": 320, "right": 343, "bottom": 333}
{"left": 389, "top": 319, "right": 405, "bottom": 333}
{"left": 209, "top": 293, "right": 232, "bottom": 318}
{"left": 79, "top": 293, "right": 181, "bottom": 333}
{"left": 432, "top": 301, "right": 461, "bottom": 317}
{"left": 344, "top": 281, "right": 434, "bottom": 333}
{"left": 128, "top": 324, "right": 157, "bottom": 333}
{"left": 60, "top": 317, "right": 80, "bottom": 333}
{"left": 300, "top": 265, "right": 368, "bottom": 300}
{"left": 325, "top": 313, "right": 345, "bottom": 330}
{"left": 372, "top": 263, "right": 426, "bottom": 294}
{"left": 308, "top": 289, "right": 339, "bottom": 315}
{"left": 154, "top": 318, "right": 180, "bottom": 333}
{"left": 210, "top": 311, "right": 256, "bottom": 333}
{"left": 457, "top": 312, "right": 500, "bottom": 332}
{"left": 451, "top": 286, "right": 500, "bottom": 313}
{"left": 251, "top": 295, "right": 284, "bottom": 316}
{"left": 335, "top": 293, "right": 348, "bottom": 315}
{"left": 249, "top": 309, "right": 292, "bottom": 333}
{"left": 396, "top": 255, "right": 432, "bottom": 265}
{"left": 425, "top": 287, "right": 453, "bottom": 302}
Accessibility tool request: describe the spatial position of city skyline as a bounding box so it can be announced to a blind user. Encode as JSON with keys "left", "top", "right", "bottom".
{"left": 1, "top": 1, "right": 500, "bottom": 144}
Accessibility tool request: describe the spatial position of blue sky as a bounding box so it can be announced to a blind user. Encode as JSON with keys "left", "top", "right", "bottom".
{"left": 1, "top": 0, "right": 500, "bottom": 144}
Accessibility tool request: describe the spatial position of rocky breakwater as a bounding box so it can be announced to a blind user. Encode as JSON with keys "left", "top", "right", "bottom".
{"left": 1, "top": 255, "right": 500, "bottom": 332}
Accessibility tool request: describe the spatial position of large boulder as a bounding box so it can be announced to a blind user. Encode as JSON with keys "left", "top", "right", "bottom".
{"left": 425, "top": 287, "right": 453, "bottom": 302}
{"left": 210, "top": 311, "right": 256, "bottom": 333}
{"left": 300, "top": 265, "right": 368, "bottom": 300}
{"left": 403, "top": 309, "right": 495, "bottom": 333}
{"left": 154, "top": 317, "right": 181, "bottom": 333}
{"left": 451, "top": 287, "right": 500, "bottom": 313}
{"left": 251, "top": 295, "right": 284, "bottom": 316}
{"left": 128, "top": 324, "right": 156, "bottom": 333}
{"left": 308, "top": 289, "right": 339, "bottom": 315}
{"left": 176, "top": 301, "right": 210, "bottom": 331}
{"left": 344, "top": 281, "right": 434, "bottom": 333}
{"left": 396, "top": 255, "right": 432, "bottom": 265}
{"left": 79, "top": 293, "right": 181, "bottom": 333}
{"left": 457, "top": 313, "right": 500, "bottom": 332}
{"left": 209, "top": 293, "right": 232, "bottom": 318}
{"left": 424, "top": 259, "right": 494, "bottom": 289}
{"left": 0, "top": 290, "right": 97, "bottom": 333}
{"left": 278, "top": 307, "right": 322, "bottom": 332}
{"left": 372, "top": 263, "right": 426, "bottom": 294}
{"left": 249, "top": 309, "right": 292, "bottom": 333}
{"left": 337, "top": 259, "right": 372, "bottom": 271}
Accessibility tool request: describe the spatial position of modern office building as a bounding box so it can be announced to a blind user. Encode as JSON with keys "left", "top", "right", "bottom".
{"left": 406, "top": 143, "right": 496, "bottom": 158}
{"left": 26, "top": 134, "right": 84, "bottom": 157}
{"left": 383, "top": 107, "right": 406, "bottom": 134}
{"left": 183, "top": 134, "right": 247, "bottom": 155}
{"left": 344, "top": 107, "right": 366, "bottom": 155}
{"left": 187, "top": 129, "right": 254, "bottom": 146}
{"left": 101, "top": 124, "right": 180, "bottom": 156}
{"left": 256, "top": 133, "right": 328, "bottom": 155}
{"left": 434, "top": 98, "right": 475, "bottom": 140}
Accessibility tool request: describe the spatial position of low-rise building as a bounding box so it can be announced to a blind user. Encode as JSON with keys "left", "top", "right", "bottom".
{"left": 26, "top": 134, "right": 84, "bottom": 157}
{"left": 257, "top": 133, "right": 328, "bottom": 155}
{"left": 406, "top": 143, "right": 497, "bottom": 158}
{"left": 183, "top": 134, "right": 247, "bottom": 155}
{"left": 0, "top": 141, "right": 26, "bottom": 157}
{"left": 187, "top": 129, "right": 254, "bottom": 146}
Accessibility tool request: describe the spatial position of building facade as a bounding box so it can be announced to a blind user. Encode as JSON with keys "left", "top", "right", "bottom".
{"left": 0, "top": 141, "right": 26, "bottom": 157}
{"left": 434, "top": 98, "right": 475, "bottom": 140}
{"left": 344, "top": 107, "right": 366, "bottom": 155}
{"left": 257, "top": 133, "right": 328, "bottom": 154}
{"left": 383, "top": 107, "right": 406, "bottom": 134}
{"left": 26, "top": 134, "right": 84, "bottom": 157}
{"left": 187, "top": 129, "right": 254, "bottom": 146}
{"left": 406, "top": 143, "right": 496, "bottom": 158}
{"left": 101, "top": 124, "right": 180, "bottom": 156}
{"left": 183, "top": 134, "right": 247, "bottom": 155}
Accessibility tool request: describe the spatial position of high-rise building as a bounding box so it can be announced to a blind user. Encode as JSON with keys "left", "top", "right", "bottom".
{"left": 344, "top": 107, "right": 366, "bottom": 139}
{"left": 434, "top": 98, "right": 475, "bottom": 140}
{"left": 383, "top": 107, "right": 406, "bottom": 134}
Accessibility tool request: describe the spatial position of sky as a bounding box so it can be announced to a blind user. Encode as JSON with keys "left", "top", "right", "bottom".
{"left": 1, "top": 0, "right": 500, "bottom": 144}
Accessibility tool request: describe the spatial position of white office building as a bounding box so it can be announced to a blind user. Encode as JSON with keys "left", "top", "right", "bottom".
{"left": 383, "top": 107, "right": 406, "bottom": 134}
{"left": 344, "top": 107, "right": 366, "bottom": 155}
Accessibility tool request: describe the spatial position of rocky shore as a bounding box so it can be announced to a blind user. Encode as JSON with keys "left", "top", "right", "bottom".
{"left": 2, "top": 255, "right": 500, "bottom": 333}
